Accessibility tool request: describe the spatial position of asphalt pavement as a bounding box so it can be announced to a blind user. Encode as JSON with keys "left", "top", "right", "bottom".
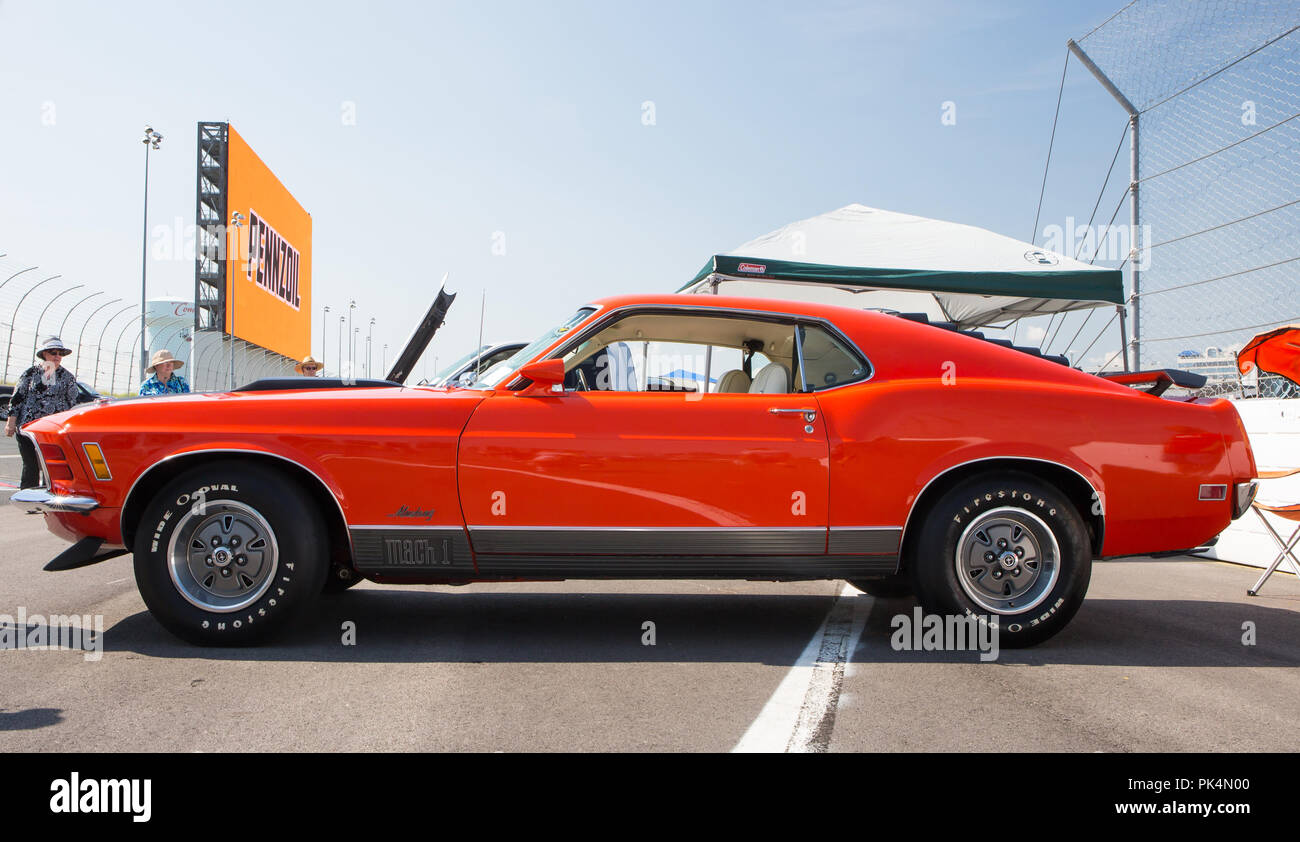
{"left": 0, "top": 434, "right": 21, "bottom": 486}
{"left": 0, "top": 501, "right": 1295, "bottom": 752}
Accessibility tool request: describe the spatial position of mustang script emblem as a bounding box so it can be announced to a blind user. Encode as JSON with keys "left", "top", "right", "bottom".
{"left": 390, "top": 505, "right": 436, "bottom": 521}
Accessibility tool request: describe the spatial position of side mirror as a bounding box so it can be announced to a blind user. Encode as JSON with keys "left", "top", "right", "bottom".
{"left": 517, "top": 359, "right": 565, "bottom": 395}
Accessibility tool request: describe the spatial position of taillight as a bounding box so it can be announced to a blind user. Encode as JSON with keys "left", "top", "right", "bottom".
{"left": 47, "top": 463, "right": 74, "bottom": 481}
{"left": 38, "top": 441, "right": 74, "bottom": 482}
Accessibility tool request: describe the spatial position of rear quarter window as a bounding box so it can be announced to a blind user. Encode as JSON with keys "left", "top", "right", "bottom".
{"left": 800, "top": 324, "right": 872, "bottom": 390}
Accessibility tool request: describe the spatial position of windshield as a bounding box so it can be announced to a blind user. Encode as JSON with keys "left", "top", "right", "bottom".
{"left": 467, "top": 307, "right": 596, "bottom": 389}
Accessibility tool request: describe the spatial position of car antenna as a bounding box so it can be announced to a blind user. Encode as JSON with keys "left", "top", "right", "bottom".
{"left": 474, "top": 289, "right": 486, "bottom": 377}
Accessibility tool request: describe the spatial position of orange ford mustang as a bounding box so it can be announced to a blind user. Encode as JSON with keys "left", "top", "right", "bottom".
{"left": 12, "top": 294, "right": 1258, "bottom": 646}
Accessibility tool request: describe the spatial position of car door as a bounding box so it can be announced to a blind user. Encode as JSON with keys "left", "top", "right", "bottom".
{"left": 455, "top": 310, "right": 831, "bottom": 576}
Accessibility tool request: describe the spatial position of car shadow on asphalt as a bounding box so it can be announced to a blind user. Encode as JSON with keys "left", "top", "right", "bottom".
{"left": 96, "top": 589, "right": 1300, "bottom": 667}
{"left": 102, "top": 591, "right": 840, "bottom": 665}
{"left": 859, "top": 595, "right": 1300, "bottom": 666}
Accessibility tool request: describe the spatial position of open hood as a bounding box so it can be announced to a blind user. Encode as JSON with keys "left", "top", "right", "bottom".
{"left": 385, "top": 284, "right": 457, "bottom": 384}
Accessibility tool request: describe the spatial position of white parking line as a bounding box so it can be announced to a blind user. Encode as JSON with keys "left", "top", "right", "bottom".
{"left": 733, "top": 583, "right": 872, "bottom": 753}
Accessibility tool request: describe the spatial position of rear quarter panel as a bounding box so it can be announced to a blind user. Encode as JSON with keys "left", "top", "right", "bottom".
{"left": 823, "top": 311, "right": 1246, "bottom": 557}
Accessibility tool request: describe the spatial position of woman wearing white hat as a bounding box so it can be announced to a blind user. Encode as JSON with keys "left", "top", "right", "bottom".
{"left": 3, "top": 337, "right": 80, "bottom": 488}
{"left": 295, "top": 355, "right": 322, "bottom": 376}
{"left": 139, "top": 350, "right": 191, "bottom": 396}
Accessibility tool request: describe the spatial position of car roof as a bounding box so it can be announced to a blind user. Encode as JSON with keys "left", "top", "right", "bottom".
{"left": 586, "top": 293, "right": 887, "bottom": 323}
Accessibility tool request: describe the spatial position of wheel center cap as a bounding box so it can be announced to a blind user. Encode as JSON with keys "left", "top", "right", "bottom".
{"left": 998, "top": 551, "right": 1018, "bottom": 570}
{"left": 213, "top": 547, "right": 234, "bottom": 567}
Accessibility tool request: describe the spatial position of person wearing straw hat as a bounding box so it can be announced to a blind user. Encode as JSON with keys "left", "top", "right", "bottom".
{"left": 4, "top": 337, "right": 80, "bottom": 488}
{"left": 139, "top": 349, "right": 191, "bottom": 396}
{"left": 295, "top": 355, "right": 322, "bottom": 376}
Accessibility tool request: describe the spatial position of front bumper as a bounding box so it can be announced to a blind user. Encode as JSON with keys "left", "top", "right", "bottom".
{"left": 10, "top": 487, "right": 101, "bottom": 514}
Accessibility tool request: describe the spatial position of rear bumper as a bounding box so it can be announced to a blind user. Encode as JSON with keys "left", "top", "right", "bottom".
{"left": 10, "top": 487, "right": 101, "bottom": 514}
{"left": 1233, "top": 480, "right": 1259, "bottom": 520}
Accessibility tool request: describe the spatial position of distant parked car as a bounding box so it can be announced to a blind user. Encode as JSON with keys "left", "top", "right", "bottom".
{"left": 0, "top": 381, "right": 101, "bottom": 420}
{"left": 421, "top": 342, "right": 527, "bottom": 387}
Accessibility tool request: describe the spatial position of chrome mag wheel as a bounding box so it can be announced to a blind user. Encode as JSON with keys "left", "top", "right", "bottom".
{"left": 955, "top": 506, "right": 1059, "bottom": 614}
{"left": 166, "top": 501, "right": 280, "bottom": 613}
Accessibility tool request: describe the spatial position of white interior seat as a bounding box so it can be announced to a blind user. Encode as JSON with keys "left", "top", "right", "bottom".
{"left": 749, "top": 363, "right": 790, "bottom": 394}
{"left": 717, "top": 369, "right": 752, "bottom": 393}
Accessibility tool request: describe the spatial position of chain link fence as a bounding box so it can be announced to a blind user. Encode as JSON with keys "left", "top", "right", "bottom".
{"left": 1, "top": 254, "right": 292, "bottom": 396}
{"left": 1076, "top": 0, "right": 1300, "bottom": 381}
{"left": 0, "top": 257, "right": 144, "bottom": 395}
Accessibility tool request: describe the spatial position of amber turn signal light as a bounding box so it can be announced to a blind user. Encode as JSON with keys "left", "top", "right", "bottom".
{"left": 82, "top": 443, "right": 112, "bottom": 480}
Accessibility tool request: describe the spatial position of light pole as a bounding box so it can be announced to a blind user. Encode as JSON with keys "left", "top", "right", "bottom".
{"left": 74, "top": 297, "right": 121, "bottom": 374}
{"left": 3, "top": 274, "right": 61, "bottom": 383}
{"left": 347, "top": 299, "right": 356, "bottom": 372}
{"left": 228, "top": 212, "right": 244, "bottom": 389}
{"left": 93, "top": 305, "right": 135, "bottom": 392}
{"left": 354, "top": 327, "right": 360, "bottom": 377}
{"left": 382, "top": 343, "right": 388, "bottom": 376}
{"left": 139, "top": 126, "right": 162, "bottom": 382}
{"left": 321, "top": 305, "right": 330, "bottom": 373}
{"left": 32, "top": 283, "right": 85, "bottom": 360}
{"left": 366, "top": 317, "right": 375, "bottom": 378}
{"left": 337, "top": 315, "right": 345, "bottom": 378}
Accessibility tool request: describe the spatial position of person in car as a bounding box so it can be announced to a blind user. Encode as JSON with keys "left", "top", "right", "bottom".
{"left": 139, "top": 350, "right": 191, "bottom": 396}
{"left": 4, "top": 337, "right": 80, "bottom": 488}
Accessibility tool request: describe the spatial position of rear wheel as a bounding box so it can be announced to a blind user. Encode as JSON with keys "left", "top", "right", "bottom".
{"left": 132, "top": 462, "right": 329, "bottom": 645}
{"left": 909, "top": 472, "right": 1092, "bottom": 648}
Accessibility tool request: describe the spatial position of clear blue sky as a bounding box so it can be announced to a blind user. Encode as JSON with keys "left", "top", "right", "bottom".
{"left": 0, "top": 0, "right": 1136, "bottom": 375}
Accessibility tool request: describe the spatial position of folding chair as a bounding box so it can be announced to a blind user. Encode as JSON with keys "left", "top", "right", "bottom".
{"left": 1247, "top": 468, "right": 1300, "bottom": 596}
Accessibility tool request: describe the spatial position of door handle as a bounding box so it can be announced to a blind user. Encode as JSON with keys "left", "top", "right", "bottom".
{"left": 769, "top": 407, "right": 817, "bottom": 422}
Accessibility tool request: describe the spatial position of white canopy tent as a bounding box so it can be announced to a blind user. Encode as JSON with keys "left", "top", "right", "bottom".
{"left": 680, "top": 204, "right": 1124, "bottom": 330}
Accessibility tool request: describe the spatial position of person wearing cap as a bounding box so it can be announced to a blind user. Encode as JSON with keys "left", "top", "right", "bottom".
{"left": 296, "top": 355, "right": 322, "bottom": 376}
{"left": 139, "top": 350, "right": 191, "bottom": 396}
{"left": 4, "top": 337, "right": 81, "bottom": 488}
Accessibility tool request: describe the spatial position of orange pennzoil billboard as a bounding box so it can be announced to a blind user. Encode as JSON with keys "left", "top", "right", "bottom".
{"left": 225, "top": 124, "right": 312, "bottom": 361}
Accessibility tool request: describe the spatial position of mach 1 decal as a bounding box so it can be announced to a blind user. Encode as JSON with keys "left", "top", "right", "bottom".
{"left": 245, "top": 210, "right": 301, "bottom": 309}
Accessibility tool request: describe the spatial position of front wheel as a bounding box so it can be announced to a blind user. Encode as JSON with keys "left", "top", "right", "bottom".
{"left": 132, "top": 462, "right": 329, "bottom": 645}
{"left": 909, "top": 472, "right": 1092, "bottom": 648}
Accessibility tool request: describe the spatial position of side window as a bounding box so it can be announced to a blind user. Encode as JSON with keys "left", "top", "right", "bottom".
{"left": 798, "top": 325, "right": 871, "bottom": 390}
{"left": 558, "top": 312, "right": 796, "bottom": 394}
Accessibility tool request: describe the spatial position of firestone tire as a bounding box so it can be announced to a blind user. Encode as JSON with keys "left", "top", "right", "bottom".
{"left": 909, "top": 472, "right": 1092, "bottom": 648}
{"left": 132, "top": 463, "right": 329, "bottom": 646}
{"left": 847, "top": 574, "right": 913, "bottom": 598}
